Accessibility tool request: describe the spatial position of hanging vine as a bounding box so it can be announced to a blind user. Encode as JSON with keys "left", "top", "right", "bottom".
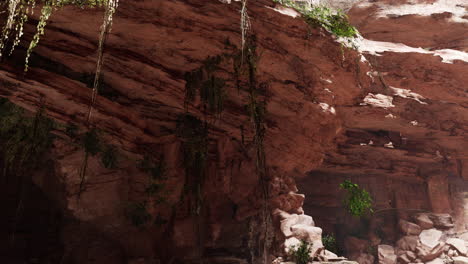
{"left": 0, "top": 0, "right": 118, "bottom": 71}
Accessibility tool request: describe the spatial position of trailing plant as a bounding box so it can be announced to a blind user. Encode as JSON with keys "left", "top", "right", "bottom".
{"left": 273, "top": 0, "right": 358, "bottom": 38}
{"left": 322, "top": 233, "right": 338, "bottom": 253}
{"left": 289, "top": 240, "right": 312, "bottom": 264}
{"left": 176, "top": 113, "right": 208, "bottom": 215}
{"left": 101, "top": 144, "right": 118, "bottom": 169}
{"left": 340, "top": 179, "right": 374, "bottom": 217}
{"left": 0, "top": 0, "right": 119, "bottom": 71}
{"left": 184, "top": 55, "right": 226, "bottom": 115}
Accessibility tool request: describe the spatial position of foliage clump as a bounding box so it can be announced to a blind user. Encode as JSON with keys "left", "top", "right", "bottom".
{"left": 340, "top": 179, "right": 373, "bottom": 217}
{"left": 273, "top": 0, "right": 358, "bottom": 38}
{"left": 0, "top": 98, "right": 55, "bottom": 177}
{"left": 323, "top": 233, "right": 338, "bottom": 253}
{"left": 289, "top": 240, "right": 312, "bottom": 264}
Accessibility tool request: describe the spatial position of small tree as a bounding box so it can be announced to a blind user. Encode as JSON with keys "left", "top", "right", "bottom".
{"left": 340, "top": 180, "right": 373, "bottom": 217}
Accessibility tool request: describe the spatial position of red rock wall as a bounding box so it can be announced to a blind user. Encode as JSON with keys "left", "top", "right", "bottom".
{"left": 0, "top": 0, "right": 466, "bottom": 263}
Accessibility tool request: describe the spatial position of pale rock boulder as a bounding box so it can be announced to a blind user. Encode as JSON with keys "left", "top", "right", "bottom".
{"left": 419, "top": 229, "right": 442, "bottom": 248}
{"left": 425, "top": 258, "right": 445, "bottom": 264}
{"left": 319, "top": 249, "right": 344, "bottom": 261}
{"left": 356, "top": 253, "right": 375, "bottom": 264}
{"left": 453, "top": 256, "right": 468, "bottom": 264}
{"left": 283, "top": 237, "right": 301, "bottom": 255}
{"left": 428, "top": 214, "right": 454, "bottom": 229}
{"left": 416, "top": 242, "right": 446, "bottom": 262}
{"left": 279, "top": 214, "right": 314, "bottom": 237}
{"left": 290, "top": 224, "right": 323, "bottom": 258}
{"left": 396, "top": 236, "right": 419, "bottom": 252}
{"left": 414, "top": 214, "right": 434, "bottom": 229}
{"left": 407, "top": 251, "right": 417, "bottom": 261}
{"left": 399, "top": 220, "right": 422, "bottom": 235}
{"left": 290, "top": 224, "right": 322, "bottom": 243}
{"left": 378, "top": 245, "right": 397, "bottom": 264}
{"left": 397, "top": 253, "right": 411, "bottom": 264}
{"left": 447, "top": 238, "right": 468, "bottom": 256}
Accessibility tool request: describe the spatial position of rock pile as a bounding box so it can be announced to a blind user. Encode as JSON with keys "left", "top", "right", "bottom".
{"left": 375, "top": 214, "right": 468, "bottom": 264}
{"left": 272, "top": 209, "right": 353, "bottom": 264}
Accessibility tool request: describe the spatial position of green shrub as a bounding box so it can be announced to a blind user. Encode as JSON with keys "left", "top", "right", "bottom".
{"left": 289, "top": 240, "right": 312, "bottom": 264}
{"left": 273, "top": 0, "right": 358, "bottom": 38}
{"left": 340, "top": 180, "right": 373, "bottom": 217}
{"left": 323, "top": 233, "right": 338, "bottom": 253}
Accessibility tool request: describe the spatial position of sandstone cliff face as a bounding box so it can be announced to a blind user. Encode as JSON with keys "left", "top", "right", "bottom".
{"left": 0, "top": 0, "right": 369, "bottom": 263}
{"left": 0, "top": 0, "right": 466, "bottom": 263}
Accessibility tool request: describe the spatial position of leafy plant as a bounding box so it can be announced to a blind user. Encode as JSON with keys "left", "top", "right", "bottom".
{"left": 340, "top": 180, "right": 373, "bottom": 217}
{"left": 289, "top": 240, "right": 312, "bottom": 264}
{"left": 273, "top": 0, "right": 358, "bottom": 38}
{"left": 322, "top": 233, "right": 338, "bottom": 253}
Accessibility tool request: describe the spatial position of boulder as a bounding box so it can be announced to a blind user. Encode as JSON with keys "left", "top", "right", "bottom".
{"left": 414, "top": 214, "right": 434, "bottom": 229}
{"left": 419, "top": 229, "right": 442, "bottom": 248}
{"left": 378, "top": 245, "right": 397, "bottom": 264}
{"left": 447, "top": 238, "right": 468, "bottom": 256}
{"left": 290, "top": 224, "right": 324, "bottom": 258}
{"left": 453, "top": 257, "right": 468, "bottom": 264}
{"left": 345, "top": 236, "right": 369, "bottom": 256}
{"left": 397, "top": 253, "right": 411, "bottom": 264}
{"left": 416, "top": 242, "right": 446, "bottom": 262}
{"left": 283, "top": 237, "right": 301, "bottom": 254}
{"left": 356, "top": 253, "right": 375, "bottom": 264}
{"left": 428, "top": 214, "right": 454, "bottom": 229}
{"left": 319, "top": 249, "right": 345, "bottom": 261}
{"left": 407, "top": 251, "right": 416, "bottom": 261}
{"left": 399, "top": 220, "right": 422, "bottom": 235}
{"left": 396, "top": 236, "right": 419, "bottom": 252}
{"left": 425, "top": 258, "right": 445, "bottom": 264}
{"left": 290, "top": 224, "right": 322, "bottom": 243}
{"left": 279, "top": 214, "right": 314, "bottom": 237}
